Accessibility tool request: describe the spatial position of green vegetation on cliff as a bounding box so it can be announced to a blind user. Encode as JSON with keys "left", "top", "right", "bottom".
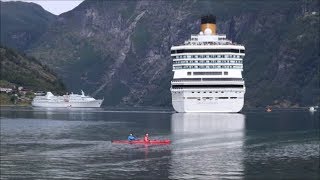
{"left": 0, "top": 46, "right": 66, "bottom": 95}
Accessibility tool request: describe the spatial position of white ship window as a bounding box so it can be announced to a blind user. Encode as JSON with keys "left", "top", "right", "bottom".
{"left": 230, "top": 97, "right": 237, "bottom": 99}
{"left": 209, "top": 92, "right": 212, "bottom": 93}
{"left": 221, "top": 91, "right": 224, "bottom": 93}
{"left": 187, "top": 72, "right": 191, "bottom": 75}
{"left": 187, "top": 97, "right": 198, "bottom": 99}
{"left": 215, "top": 92, "right": 218, "bottom": 93}
{"left": 224, "top": 72, "right": 228, "bottom": 75}
{"left": 204, "top": 92, "right": 206, "bottom": 93}
{"left": 198, "top": 92, "right": 200, "bottom": 93}
{"left": 192, "top": 92, "right": 194, "bottom": 93}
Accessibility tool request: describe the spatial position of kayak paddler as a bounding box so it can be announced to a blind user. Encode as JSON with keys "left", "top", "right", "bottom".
{"left": 128, "top": 133, "right": 136, "bottom": 141}
{"left": 144, "top": 133, "right": 150, "bottom": 142}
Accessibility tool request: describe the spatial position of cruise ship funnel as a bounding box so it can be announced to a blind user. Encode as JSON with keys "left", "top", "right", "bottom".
{"left": 201, "top": 15, "right": 216, "bottom": 35}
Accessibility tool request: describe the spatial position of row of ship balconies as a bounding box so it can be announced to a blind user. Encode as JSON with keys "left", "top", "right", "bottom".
{"left": 173, "top": 65, "right": 243, "bottom": 70}
{"left": 172, "top": 54, "right": 244, "bottom": 59}
{"left": 173, "top": 60, "right": 243, "bottom": 64}
{"left": 171, "top": 78, "right": 244, "bottom": 85}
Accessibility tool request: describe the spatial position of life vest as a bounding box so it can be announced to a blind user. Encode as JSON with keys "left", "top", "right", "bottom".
{"left": 144, "top": 135, "right": 149, "bottom": 142}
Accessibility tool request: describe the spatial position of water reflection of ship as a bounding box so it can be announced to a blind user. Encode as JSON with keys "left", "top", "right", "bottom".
{"left": 171, "top": 113, "right": 245, "bottom": 133}
{"left": 32, "top": 107, "right": 99, "bottom": 120}
{"left": 170, "top": 113, "right": 245, "bottom": 179}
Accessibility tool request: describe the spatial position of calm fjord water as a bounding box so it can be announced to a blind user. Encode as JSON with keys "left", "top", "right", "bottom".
{"left": 0, "top": 107, "right": 319, "bottom": 179}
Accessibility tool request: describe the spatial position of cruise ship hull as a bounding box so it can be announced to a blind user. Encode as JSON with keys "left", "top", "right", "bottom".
{"left": 32, "top": 100, "right": 103, "bottom": 108}
{"left": 171, "top": 90, "right": 244, "bottom": 113}
{"left": 172, "top": 99, "right": 244, "bottom": 113}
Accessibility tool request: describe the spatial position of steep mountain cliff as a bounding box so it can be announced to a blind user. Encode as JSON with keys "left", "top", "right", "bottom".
{"left": 0, "top": 1, "right": 56, "bottom": 51}
{"left": 2, "top": 0, "right": 319, "bottom": 108}
{"left": 0, "top": 46, "right": 65, "bottom": 93}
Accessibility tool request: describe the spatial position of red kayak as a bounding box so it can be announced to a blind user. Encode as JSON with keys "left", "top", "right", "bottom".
{"left": 112, "top": 139, "right": 171, "bottom": 144}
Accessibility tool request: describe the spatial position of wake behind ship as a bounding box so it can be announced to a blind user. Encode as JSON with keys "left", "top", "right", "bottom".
{"left": 32, "top": 90, "right": 103, "bottom": 108}
{"left": 170, "top": 15, "right": 246, "bottom": 112}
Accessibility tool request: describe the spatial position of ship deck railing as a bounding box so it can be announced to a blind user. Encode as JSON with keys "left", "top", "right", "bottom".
{"left": 183, "top": 41, "right": 239, "bottom": 46}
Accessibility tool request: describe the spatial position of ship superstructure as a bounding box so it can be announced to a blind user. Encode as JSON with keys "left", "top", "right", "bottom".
{"left": 170, "top": 15, "right": 245, "bottom": 112}
{"left": 32, "top": 90, "right": 103, "bottom": 108}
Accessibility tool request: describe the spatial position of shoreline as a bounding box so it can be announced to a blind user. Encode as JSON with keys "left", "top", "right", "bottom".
{"left": 0, "top": 105, "right": 315, "bottom": 112}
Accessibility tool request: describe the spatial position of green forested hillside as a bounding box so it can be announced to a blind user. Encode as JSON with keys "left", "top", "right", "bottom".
{"left": 0, "top": 46, "right": 65, "bottom": 93}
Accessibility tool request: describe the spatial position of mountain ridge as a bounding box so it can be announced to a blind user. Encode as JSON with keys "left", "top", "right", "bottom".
{"left": 0, "top": 1, "right": 56, "bottom": 51}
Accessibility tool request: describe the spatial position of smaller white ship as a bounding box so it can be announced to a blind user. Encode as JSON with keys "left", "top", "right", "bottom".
{"left": 309, "top": 106, "right": 318, "bottom": 112}
{"left": 32, "top": 90, "right": 103, "bottom": 108}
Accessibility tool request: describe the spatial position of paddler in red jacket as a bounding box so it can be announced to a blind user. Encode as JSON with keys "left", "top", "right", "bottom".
{"left": 144, "top": 133, "right": 150, "bottom": 142}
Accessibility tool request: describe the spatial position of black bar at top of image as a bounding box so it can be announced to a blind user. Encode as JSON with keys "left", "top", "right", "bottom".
{"left": 201, "top": 15, "right": 216, "bottom": 24}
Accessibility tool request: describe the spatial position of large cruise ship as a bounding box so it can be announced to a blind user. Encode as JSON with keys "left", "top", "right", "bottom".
{"left": 170, "top": 15, "right": 245, "bottom": 112}
{"left": 32, "top": 90, "right": 103, "bottom": 108}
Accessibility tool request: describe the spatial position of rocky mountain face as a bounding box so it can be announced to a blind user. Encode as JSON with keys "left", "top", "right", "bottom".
{"left": 0, "top": 46, "right": 65, "bottom": 93}
{"left": 0, "top": 1, "right": 56, "bottom": 51}
{"left": 2, "top": 0, "right": 319, "bottom": 108}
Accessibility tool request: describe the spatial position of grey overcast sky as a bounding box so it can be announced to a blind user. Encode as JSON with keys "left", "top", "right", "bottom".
{"left": 3, "top": 0, "right": 84, "bottom": 15}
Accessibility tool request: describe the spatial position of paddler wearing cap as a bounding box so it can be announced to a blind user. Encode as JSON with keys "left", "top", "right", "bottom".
{"left": 128, "top": 133, "right": 136, "bottom": 141}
